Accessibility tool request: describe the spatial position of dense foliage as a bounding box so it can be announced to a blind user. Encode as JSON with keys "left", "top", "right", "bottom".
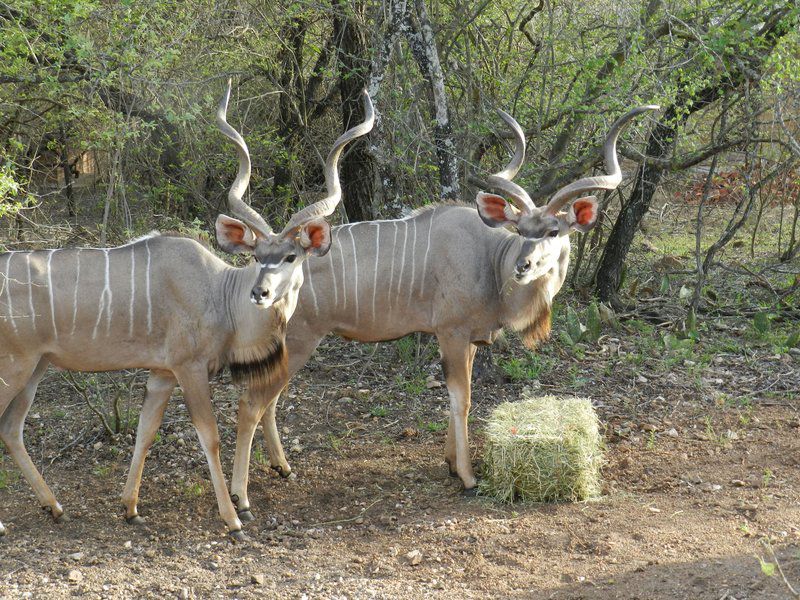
{"left": 1, "top": 0, "right": 798, "bottom": 300}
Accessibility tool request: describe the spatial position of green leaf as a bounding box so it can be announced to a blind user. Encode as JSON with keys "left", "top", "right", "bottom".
{"left": 759, "top": 558, "right": 776, "bottom": 578}
{"left": 753, "top": 312, "right": 771, "bottom": 334}
{"left": 660, "top": 274, "right": 670, "bottom": 295}
{"left": 585, "top": 302, "right": 602, "bottom": 343}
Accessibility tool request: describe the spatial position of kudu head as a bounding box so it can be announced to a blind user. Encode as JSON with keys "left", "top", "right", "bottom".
{"left": 214, "top": 80, "right": 375, "bottom": 307}
{"left": 476, "top": 106, "right": 659, "bottom": 284}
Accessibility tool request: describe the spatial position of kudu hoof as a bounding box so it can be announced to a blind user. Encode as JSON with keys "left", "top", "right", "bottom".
{"left": 461, "top": 486, "right": 479, "bottom": 498}
{"left": 237, "top": 509, "right": 255, "bottom": 523}
{"left": 126, "top": 515, "right": 147, "bottom": 526}
{"left": 271, "top": 465, "right": 292, "bottom": 478}
{"left": 228, "top": 529, "right": 249, "bottom": 544}
{"left": 54, "top": 513, "right": 70, "bottom": 524}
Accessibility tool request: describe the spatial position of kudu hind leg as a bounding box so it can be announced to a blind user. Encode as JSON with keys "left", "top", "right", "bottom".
{"left": 0, "top": 357, "right": 64, "bottom": 531}
{"left": 120, "top": 370, "right": 175, "bottom": 523}
{"left": 438, "top": 336, "right": 478, "bottom": 490}
{"left": 174, "top": 368, "right": 242, "bottom": 536}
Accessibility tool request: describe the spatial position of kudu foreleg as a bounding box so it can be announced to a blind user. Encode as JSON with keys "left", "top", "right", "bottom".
{"left": 0, "top": 358, "right": 65, "bottom": 527}
{"left": 438, "top": 335, "right": 478, "bottom": 491}
{"left": 256, "top": 331, "right": 322, "bottom": 480}
{"left": 174, "top": 368, "right": 243, "bottom": 537}
{"left": 120, "top": 370, "right": 175, "bottom": 523}
{"left": 229, "top": 383, "right": 286, "bottom": 521}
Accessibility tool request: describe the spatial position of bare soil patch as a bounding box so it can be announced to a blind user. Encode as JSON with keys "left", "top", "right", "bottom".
{"left": 1, "top": 321, "right": 799, "bottom": 599}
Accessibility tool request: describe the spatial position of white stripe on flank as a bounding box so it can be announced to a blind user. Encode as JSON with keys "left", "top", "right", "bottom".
{"left": 371, "top": 223, "right": 380, "bottom": 323}
{"left": 387, "top": 222, "right": 398, "bottom": 312}
{"left": 348, "top": 225, "right": 359, "bottom": 323}
{"left": 4, "top": 253, "right": 17, "bottom": 333}
{"left": 408, "top": 219, "right": 418, "bottom": 303}
{"left": 328, "top": 243, "right": 338, "bottom": 309}
{"left": 46, "top": 250, "right": 58, "bottom": 339}
{"left": 304, "top": 260, "right": 319, "bottom": 316}
{"left": 129, "top": 245, "right": 136, "bottom": 337}
{"left": 145, "top": 241, "right": 153, "bottom": 334}
{"left": 338, "top": 228, "right": 348, "bottom": 311}
{"left": 397, "top": 221, "right": 408, "bottom": 299}
{"left": 71, "top": 250, "right": 81, "bottom": 335}
{"left": 92, "top": 250, "right": 112, "bottom": 339}
{"left": 26, "top": 254, "right": 36, "bottom": 331}
{"left": 419, "top": 207, "right": 437, "bottom": 297}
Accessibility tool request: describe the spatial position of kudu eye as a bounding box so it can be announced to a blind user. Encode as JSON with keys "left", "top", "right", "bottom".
{"left": 547, "top": 229, "right": 559, "bottom": 238}
{"left": 285, "top": 254, "right": 297, "bottom": 263}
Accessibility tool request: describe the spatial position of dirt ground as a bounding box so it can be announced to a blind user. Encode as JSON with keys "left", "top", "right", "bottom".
{"left": 1, "top": 318, "right": 799, "bottom": 600}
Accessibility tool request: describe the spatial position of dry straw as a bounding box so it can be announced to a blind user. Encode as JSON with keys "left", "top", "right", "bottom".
{"left": 479, "top": 394, "right": 604, "bottom": 503}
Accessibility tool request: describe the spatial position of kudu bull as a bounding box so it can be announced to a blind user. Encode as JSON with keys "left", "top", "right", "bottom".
{"left": 227, "top": 105, "right": 656, "bottom": 504}
{"left": 0, "top": 81, "right": 374, "bottom": 538}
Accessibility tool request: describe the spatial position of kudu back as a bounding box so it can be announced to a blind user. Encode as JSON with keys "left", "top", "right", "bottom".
{"left": 0, "top": 81, "right": 374, "bottom": 538}
{"left": 245, "top": 105, "right": 658, "bottom": 494}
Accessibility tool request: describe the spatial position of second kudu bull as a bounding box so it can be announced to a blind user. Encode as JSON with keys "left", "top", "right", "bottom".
{"left": 0, "top": 82, "right": 374, "bottom": 538}
{"left": 220, "top": 104, "right": 656, "bottom": 508}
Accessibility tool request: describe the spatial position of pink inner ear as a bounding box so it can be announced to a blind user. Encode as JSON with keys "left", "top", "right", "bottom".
{"left": 305, "top": 224, "right": 326, "bottom": 248}
{"left": 223, "top": 221, "right": 246, "bottom": 244}
{"left": 479, "top": 194, "right": 509, "bottom": 222}
{"left": 573, "top": 200, "right": 596, "bottom": 226}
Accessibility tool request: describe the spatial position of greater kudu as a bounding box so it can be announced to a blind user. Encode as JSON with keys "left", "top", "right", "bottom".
{"left": 234, "top": 105, "right": 658, "bottom": 503}
{"left": 0, "top": 81, "right": 374, "bottom": 538}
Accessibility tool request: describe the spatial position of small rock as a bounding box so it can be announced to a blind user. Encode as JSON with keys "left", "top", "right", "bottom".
{"left": 177, "top": 438, "right": 186, "bottom": 447}
{"left": 401, "top": 427, "right": 418, "bottom": 438}
{"left": 93, "top": 441, "right": 103, "bottom": 450}
{"left": 666, "top": 428, "right": 679, "bottom": 438}
{"left": 426, "top": 380, "right": 442, "bottom": 389}
{"left": 67, "top": 570, "right": 83, "bottom": 584}
{"left": 144, "top": 549, "right": 156, "bottom": 559}
{"left": 68, "top": 552, "right": 84, "bottom": 561}
{"left": 700, "top": 483, "right": 722, "bottom": 493}
{"left": 180, "top": 588, "right": 190, "bottom": 600}
{"left": 730, "top": 479, "right": 746, "bottom": 487}
{"left": 641, "top": 423, "right": 657, "bottom": 432}
{"left": 251, "top": 573, "right": 266, "bottom": 586}
{"left": 636, "top": 375, "right": 648, "bottom": 384}
{"left": 405, "top": 550, "right": 423, "bottom": 566}
{"left": 123, "top": 541, "right": 132, "bottom": 550}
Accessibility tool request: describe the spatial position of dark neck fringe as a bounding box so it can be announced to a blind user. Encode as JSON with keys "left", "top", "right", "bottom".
{"left": 519, "top": 306, "right": 552, "bottom": 350}
{"left": 228, "top": 337, "right": 288, "bottom": 389}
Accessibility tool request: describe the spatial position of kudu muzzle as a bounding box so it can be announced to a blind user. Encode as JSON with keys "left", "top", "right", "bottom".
{"left": 251, "top": 265, "right": 278, "bottom": 307}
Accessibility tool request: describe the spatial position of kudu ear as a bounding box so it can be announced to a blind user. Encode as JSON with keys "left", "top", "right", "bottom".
{"left": 563, "top": 196, "right": 599, "bottom": 233}
{"left": 216, "top": 214, "right": 258, "bottom": 254}
{"left": 298, "top": 219, "right": 332, "bottom": 257}
{"left": 476, "top": 192, "right": 521, "bottom": 228}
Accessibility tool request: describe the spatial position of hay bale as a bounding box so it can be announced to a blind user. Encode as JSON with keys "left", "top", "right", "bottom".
{"left": 479, "top": 394, "right": 603, "bottom": 503}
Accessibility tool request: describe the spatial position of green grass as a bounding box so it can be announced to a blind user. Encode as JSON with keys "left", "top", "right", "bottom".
{"left": 499, "top": 351, "right": 552, "bottom": 382}
{"left": 370, "top": 405, "right": 389, "bottom": 418}
{"left": 420, "top": 420, "right": 447, "bottom": 433}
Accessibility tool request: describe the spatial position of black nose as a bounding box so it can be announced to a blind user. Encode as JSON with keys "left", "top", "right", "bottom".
{"left": 251, "top": 288, "right": 270, "bottom": 302}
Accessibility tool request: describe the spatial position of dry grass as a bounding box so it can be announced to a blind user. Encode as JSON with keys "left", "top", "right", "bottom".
{"left": 479, "top": 394, "right": 604, "bottom": 503}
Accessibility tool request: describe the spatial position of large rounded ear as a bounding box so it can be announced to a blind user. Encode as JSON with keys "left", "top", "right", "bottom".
{"left": 476, "top": 192, "right": 521, "bottom": 228}
{"left": 216, "top": 214, "right": 257, "bottom": 254}
{"left": 566, "top": 196, "right": 599, "bottom": 233}
{"left": 298, "top": 218, "right": 332, "bottom": 257}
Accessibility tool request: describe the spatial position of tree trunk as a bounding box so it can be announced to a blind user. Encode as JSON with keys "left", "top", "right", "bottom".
{"left": 595, "top": 112, "right": 676, "bottom": 305}
{"left": 333, "top": 0, "right": 376, "bottom": 222}
{"left": 58, "top": 126, "right": 75, "bottom": 218}
{"left": 406, "top": 0, "right": 459, "bottom": 201}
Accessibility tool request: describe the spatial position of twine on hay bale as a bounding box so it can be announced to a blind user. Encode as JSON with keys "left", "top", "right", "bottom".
{"left": 479, "top": 394, "right": 604, "bottom": 504}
